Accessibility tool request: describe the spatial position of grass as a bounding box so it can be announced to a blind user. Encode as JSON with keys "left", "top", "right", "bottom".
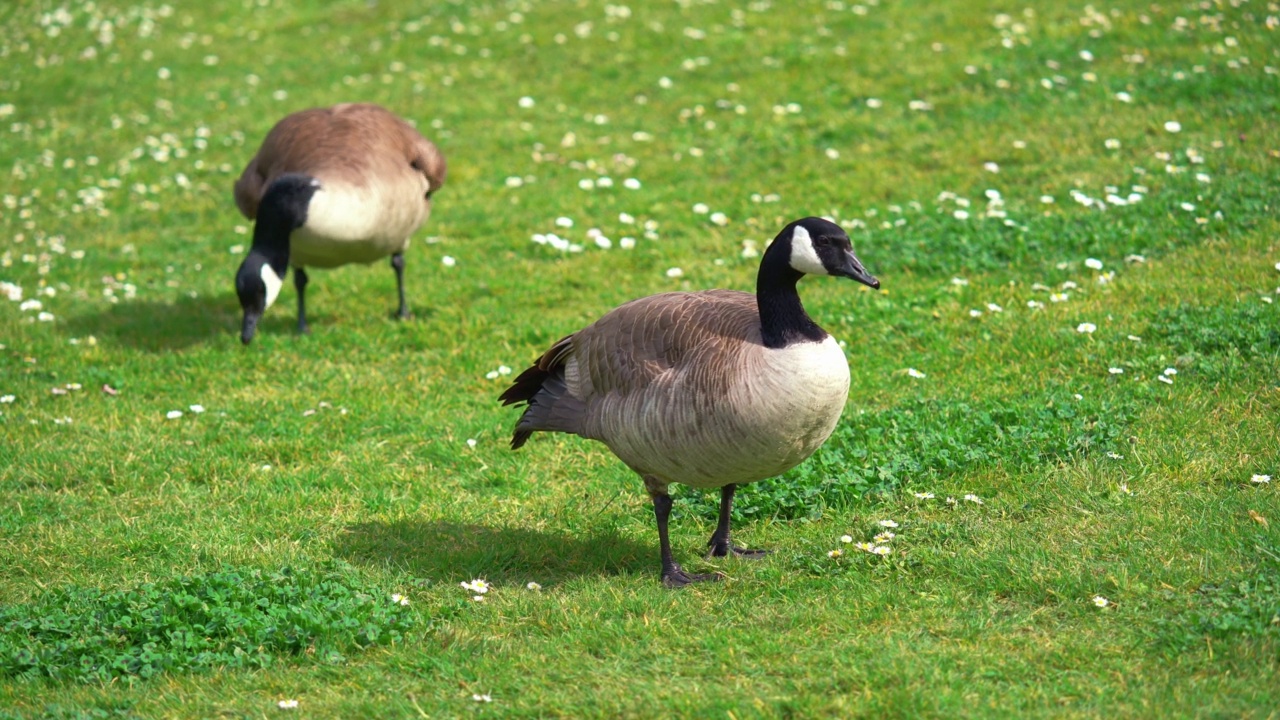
{"left": 1, "top": 0, "right": 1279, "bottom": 716}
{"left": 0, "top": 563, "right": 413, "bottom": 683}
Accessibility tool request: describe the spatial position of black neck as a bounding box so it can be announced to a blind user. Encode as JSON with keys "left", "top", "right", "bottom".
{"left": 756, "top": 246, "right": 827, "bottom": 349}
{"left": 250, "top": 202, "right": 295, "bottom": 268}
{"left": 249, "top": 176, "right": 314, "bottom": 272}
{"left": 249, "top": 228, "right": 290, "bottom": 277}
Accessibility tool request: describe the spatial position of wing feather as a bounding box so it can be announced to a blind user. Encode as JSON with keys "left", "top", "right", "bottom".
{"left": 571, "top": 289, "right": 760, "bottom": 399}
{"left": 233, "top": 104, "right": 443, "bottom": 203}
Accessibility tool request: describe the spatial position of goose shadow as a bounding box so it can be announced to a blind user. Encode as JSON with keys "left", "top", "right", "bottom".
{"left": 63, "top": 293, "right": 298, "bottom": 352}
{"left": 333, "top": 519, "right": 652, "bottom": 586}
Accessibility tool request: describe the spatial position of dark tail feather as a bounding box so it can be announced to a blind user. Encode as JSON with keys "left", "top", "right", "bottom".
{"left": 512, "top": 427, "right": 534, "bottom": 450}
{"left": 499, "top": 336, "right": 582, "bottom": 449}
{"left": 498, "top": 363, "right": 552, "bottom": 407}
{"left": 501, "top": 364, "right": 553, "bottom": 450}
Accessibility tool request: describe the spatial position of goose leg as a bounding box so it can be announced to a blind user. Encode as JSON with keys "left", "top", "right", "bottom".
{"left": 707, "top": 484, "right": 768, "bottom": 558}
{"left": 293, "top": 267, "right": 310, "bottom": 335}
{"left": 390, "top": 252, "right": 410, "bottom": 319}
{"left": 652, "top": 491, "right": 721, "bottom": 588}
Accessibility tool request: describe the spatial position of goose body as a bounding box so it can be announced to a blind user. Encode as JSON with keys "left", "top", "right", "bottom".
{"left": 561, "top": 290, "right": 850, "bottom": 491}
{"left": 501, "top": 217, "right": 880, "bottom": 587}
{"left": 233, "top": 103, "right": 446, "bottom": 343}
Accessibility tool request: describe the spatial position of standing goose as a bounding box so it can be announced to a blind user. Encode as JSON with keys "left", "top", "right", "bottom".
{"left": 233, "top": 103, "right": 446, "bottom": 344}
{"left": 500, "top": 217, "right": 880, "bottom": 587}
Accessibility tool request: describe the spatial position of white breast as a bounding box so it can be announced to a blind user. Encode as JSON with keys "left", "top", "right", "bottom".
{"left": 759, "top": 334, "right": 851, "bottom": 402}
{"left": 303, "top": 186, "right": 380, "bottom": 242}
{"left": 291, "top": 181, "right": 428, "bottom": 268}
{"left": 728, "top": 334, "right": 851, "bottom": 477}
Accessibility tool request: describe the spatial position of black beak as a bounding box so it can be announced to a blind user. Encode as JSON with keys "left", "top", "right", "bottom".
{"left": 837, "top": 254, "right": 881, "bottom": 290}
{"left": 240, "top": 311, "right": 260, "bottom": 345}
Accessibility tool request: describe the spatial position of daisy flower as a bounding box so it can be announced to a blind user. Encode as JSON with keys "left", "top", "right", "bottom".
{"left": 460, "top": 579, "right": 491, "bottom": 594}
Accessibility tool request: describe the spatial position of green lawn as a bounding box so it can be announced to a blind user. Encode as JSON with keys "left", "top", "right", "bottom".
{"left": 2, "top": 0, "right": 1278, "bottom": 716}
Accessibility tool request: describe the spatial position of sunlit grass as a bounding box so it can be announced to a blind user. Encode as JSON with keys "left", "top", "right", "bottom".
{"left": 2, "top": 0, "right": 1279, "bottom": 716}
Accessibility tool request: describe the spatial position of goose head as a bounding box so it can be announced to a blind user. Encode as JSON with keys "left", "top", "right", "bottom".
{"left": 780, "top": 216, "right": 880, "bottom": 289}
{"left": 235, "top": 256, "right": 285, "bottom": 344}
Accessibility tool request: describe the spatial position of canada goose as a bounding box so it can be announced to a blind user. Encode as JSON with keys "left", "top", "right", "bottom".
{"left": 233, "top": 103, "right": 446, "bottom": 344}
{"left": 500, "top": 217, "right": 880, "bottom": 587}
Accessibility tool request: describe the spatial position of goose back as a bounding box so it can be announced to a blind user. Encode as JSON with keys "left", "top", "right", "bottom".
{"left": 234, "top": 104, "right": 446, "bottom": 267}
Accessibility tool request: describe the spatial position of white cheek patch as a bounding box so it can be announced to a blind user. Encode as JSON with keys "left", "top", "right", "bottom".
{"left": 261, "top": 264, "right": 284, "bottom": 309}
{"left": 787, "top": 223, "right": 829, "bottom": 276}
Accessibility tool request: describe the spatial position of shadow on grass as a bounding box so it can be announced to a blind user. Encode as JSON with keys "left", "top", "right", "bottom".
{"left": 63, "top": 294, "right": 300, "bottom": 352}
{"left": 333, "top": 519, "right": 653, "bottom": 586}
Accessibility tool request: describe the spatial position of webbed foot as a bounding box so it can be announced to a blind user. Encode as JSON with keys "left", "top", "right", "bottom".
{"left": 662, "top": 563, "right": 724, "bottom": 588}
{"left": 707, "top": 541, "right": 770, "bottom": 559}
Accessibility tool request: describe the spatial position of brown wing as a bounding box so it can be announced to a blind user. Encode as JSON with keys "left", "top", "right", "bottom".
{"left": 233, "top": 106, "right": 330, "bottom": 220}
{"left": 232, "top": 152, "right": 268, "bottom": 219}
{"left": 569, "top": 289, "right": 761, "bottom": 399}
{"left": 409, "top": 133, "right": 447, "bottom": 194}
{"left": 232, "top": 104, "right": 445, "bottom": 217}
{"left": 501, "top": 290, "right": 761, "bottom": 449}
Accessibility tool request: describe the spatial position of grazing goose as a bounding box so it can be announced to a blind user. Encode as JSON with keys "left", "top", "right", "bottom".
{"left": 500, "top": 217, "right": 880, "bottom": 587}
{"left": 233, "top": 103, "right": 446, "bottom": 344}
